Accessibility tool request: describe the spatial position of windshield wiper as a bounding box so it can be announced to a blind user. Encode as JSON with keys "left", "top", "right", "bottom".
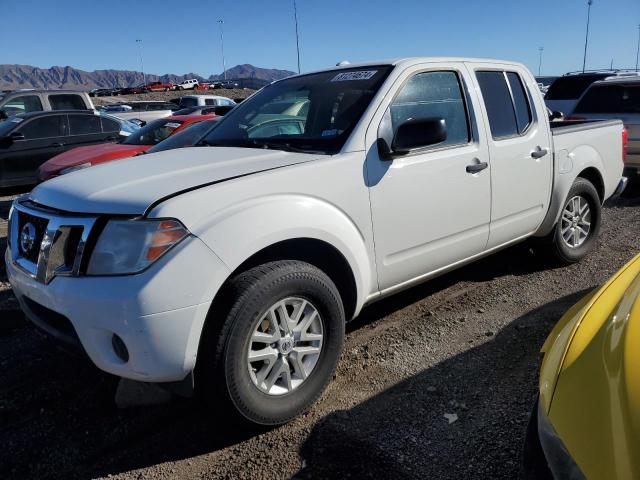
{"left": 197, "top": 138, "right": 324, "bottom": 154}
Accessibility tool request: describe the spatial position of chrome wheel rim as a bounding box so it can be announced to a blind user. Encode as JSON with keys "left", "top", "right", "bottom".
{"left": 561, "top": 195, "right": 591, "bottom": 248}
{"left": 247, "top": 297, "right": 323, "bottom": 396}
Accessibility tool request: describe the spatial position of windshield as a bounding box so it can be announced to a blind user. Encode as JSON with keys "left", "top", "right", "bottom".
{"left": 201, "top": 66, "right": 393, "bottom": 154}
{"left": 122, "top": 118, "right": 183, "bottom": 145}
{"left": 146, "top": 120, "right": 218, "bottom": 154}
{"left": 574, "top": 83, "right": 640, "bottom": 114}
{"left": 545, "top": 74, "right": 608, "bottom": 100}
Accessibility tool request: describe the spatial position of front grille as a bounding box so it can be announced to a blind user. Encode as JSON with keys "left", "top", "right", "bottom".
{"left": 9, "top": 199, "right": 98, "bottom": 284}
{"left": 17, "top": 211, "right": 49, "bottom": 263}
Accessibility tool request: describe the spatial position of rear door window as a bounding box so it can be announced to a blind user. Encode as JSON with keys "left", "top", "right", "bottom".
{"left": 476, "top": 71, "right": 533, "bottom": 139}
{"left": 16, "top": 115, "right": 63, "bottom": 139}
{"left": 68, "top": 114, "right": 101, "bottom": 135}
{"left": 2, "top": 95, "right": 43, "bottom": 116}
{"left": 49, "top": 94, "right": 87, "bottom": 110}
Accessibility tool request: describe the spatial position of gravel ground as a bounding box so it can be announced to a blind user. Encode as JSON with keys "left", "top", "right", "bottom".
{"left": 0, "top": 184, "right": 638, "bottom": 480}
{"left": 91, "top": 89, "right": 255, "bottom": 107}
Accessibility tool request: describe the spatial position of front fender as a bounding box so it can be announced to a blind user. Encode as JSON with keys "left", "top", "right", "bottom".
{"left": 186, "top": 194, "right": 374, "bottom": 317}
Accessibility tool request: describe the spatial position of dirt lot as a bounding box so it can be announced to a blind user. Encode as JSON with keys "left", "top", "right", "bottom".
{"left": 1, "top": 184, "right": 639, "bottom": 480}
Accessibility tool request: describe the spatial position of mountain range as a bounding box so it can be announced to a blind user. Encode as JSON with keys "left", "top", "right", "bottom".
{"left": 0, "top": 64, "right": 295, "bottom": 90}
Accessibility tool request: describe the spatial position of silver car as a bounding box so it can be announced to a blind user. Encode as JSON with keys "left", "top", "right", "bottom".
{"left": 569, "top": 76, "right": 640, "bottom": 179}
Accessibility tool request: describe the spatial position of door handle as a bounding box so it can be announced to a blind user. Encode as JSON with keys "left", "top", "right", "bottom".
{"left": 531, "top": 147, "right": 548, "bottom": 159}
{"left": 50, "top": 142, "right": 64, "bottom": 147}
{"left": 466, "top": 161, "right": 488, "bottom": 174}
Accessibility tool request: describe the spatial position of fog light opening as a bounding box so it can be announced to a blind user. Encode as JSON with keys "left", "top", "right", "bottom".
{"left": 111, "top": 334, "right": 129, "bottom": 363}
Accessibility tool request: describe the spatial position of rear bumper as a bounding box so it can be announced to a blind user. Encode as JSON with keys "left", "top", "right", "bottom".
{"left": 612, "top": 176, "right": 628, "bottom": 197}
{"left": 521, "top": 399, "right": 585, "bottom": 480}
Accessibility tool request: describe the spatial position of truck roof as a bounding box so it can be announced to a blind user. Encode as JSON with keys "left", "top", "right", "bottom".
{"left": 288, "top": 57, "right": 528, "bottom": 78}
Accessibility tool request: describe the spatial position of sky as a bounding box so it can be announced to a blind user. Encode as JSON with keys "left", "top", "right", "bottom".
{"left": 1, "top": 0, "right": 639, "bottom": 77}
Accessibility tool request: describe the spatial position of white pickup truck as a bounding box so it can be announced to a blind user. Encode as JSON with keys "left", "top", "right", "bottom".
{"left": 6, "top": 58, "right": 627, "bottom": 425}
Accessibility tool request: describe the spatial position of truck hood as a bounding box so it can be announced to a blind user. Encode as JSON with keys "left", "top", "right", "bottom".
{"left": 30, "top": 146, "right": 319, "bottom": 215}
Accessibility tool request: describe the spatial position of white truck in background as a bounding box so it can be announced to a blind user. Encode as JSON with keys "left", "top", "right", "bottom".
{"left": 6, "top": 57, "right": 627, "bottom": 426}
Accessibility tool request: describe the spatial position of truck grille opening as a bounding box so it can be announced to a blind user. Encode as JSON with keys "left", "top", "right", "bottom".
{"left": 17, "top": 211, "right": 49, "bottom": 263}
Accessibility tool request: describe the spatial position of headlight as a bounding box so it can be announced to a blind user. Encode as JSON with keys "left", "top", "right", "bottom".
{"left": 87, "top": 219, "right": 189, "bottom": 275}
{"left": 59, "top": 163, "right": 92, "bottom": 176}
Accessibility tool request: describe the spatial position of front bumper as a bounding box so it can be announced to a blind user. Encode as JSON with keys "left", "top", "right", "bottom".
{"left": 6, "top": 235, "right": 230, "bottom": 382}
{"left": 521, "top": 399, "right": 585, "bottom": 480}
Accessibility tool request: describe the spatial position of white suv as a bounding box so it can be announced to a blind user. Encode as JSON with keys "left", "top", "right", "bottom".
{"left": 176, "top": 79, "right": 199, "bottom": 91}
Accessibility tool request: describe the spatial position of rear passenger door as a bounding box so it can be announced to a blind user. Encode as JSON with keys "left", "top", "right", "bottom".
{"left": 366, "top": 63, "right": 492, "bottom": 290}
{"left": 469, "top": 63, "right": 552, "bottom": 249}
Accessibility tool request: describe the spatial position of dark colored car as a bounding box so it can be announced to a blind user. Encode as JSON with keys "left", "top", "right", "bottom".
{"left": 142, "top": 118, "right": 220, "bottom": 155}
{"left": 120, "top": 85, "right": 146, "bottom": 95}
{"left": 0, "top": 110, "right": 124, "bottom": 187}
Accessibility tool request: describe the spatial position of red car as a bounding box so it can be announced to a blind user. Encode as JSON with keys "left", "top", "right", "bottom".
{"left": 37, "top": 115, "right": 213, "bottom": 181}
{"left": 143, "top": 81, "right": 176, "bottom": 92}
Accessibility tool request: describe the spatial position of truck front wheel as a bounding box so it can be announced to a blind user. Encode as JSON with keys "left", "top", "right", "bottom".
{"left": 549, "top": 177, "right": 602, "bottom": 264}
{"left": 198, "top": 260, "right": 345, "bottom": 425}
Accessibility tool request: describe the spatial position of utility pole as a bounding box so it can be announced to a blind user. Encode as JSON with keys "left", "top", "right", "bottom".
{"left": 538, "top": 47, "right": 544, "bottom": 76}
{"left": 136, "top": 39, "right": 146, "bottom": 85}
{"left": 635, "top": 24, "right": 640, "bottom": 71}
{"left": 582, "top": 0, "right": 593, "bottom": 73}
{"left": 293, "top": 0, "right": 301, "bottom": 73}
{"left": 217, "top": 20, "right": 227, "bottom": 81}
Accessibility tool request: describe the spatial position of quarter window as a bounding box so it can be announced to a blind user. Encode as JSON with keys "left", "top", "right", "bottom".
{"left": 49, "top": 94, "right": 86, "bottom": 110}
{"left": 389, "top": 71, "right": 470, "bottom": 148}
{"left": 476, "top": 71, "right": 533, "bottom": 139}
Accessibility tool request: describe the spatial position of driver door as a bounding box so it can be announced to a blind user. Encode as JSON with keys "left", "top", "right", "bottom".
{"left": 366, "top": 64, "right": 492, "bottom": 291}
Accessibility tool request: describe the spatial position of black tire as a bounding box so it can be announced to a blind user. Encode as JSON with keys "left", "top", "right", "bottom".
{"left": 197, "top": 260, "right": 345, "bottom": 426}
{"left": 548, "top": 177, "right": 601, "bottom": 264}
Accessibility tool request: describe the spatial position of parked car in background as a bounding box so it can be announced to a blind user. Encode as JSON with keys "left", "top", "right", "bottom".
{"left": 567, "top": 76, "right": 640, "bottom": 182}
{"left": 120, "top": 85, "right": 146, "bottom": 95}
{"left": 545, "top": 70, "right": 640, "bottom": 115}
{"left": 176, "top": 79, "right": 199, "bottom": 90}
{"left": 6, "top": 58, "right": 627, "bottom": 426}
{"left": 0, "top": 110, "right": 127, "bottom": 187}
{"left": 177, "top": 95, "right": 236, "bottom": 108}
{"left": 522, "top": 253, "right": 640, "bottom": 479}
{"left": 0, "top": 90, "right": 94, "bottom": 120}
{"left": 36, "top": 114, "right": 214, "bottom": 181}
{"left": 143, "top": 81, "right": 176, "bottom": 92}
{"left": 90, "top": 87, "right": 121, "bottom": 97}
{"left": 98, "top": 101, "right": 179, "bottom": 123}
{"left": 172, "top": 105, "right": 234, "bottom": 116}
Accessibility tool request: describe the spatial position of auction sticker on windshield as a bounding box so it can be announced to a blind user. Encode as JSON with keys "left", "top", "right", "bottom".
{"left": 331, "top": 71, "right": 377, "bottom": 82}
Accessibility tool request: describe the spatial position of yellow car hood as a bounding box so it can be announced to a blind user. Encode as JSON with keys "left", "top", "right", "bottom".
{"left": 539, "top": 253, "right": 640, "bottom": 479}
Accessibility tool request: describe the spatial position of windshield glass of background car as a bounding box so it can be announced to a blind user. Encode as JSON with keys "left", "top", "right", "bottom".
{"left": 202, "top": 66, "right": 393, "bottom": 154}
{"left": 545, "top": 74, "right": 608, "bottom": 100}
{"left": 574, "top": 84, "right": 640, "bottom": 114}
{"left": 147, "top": 120, "right": 216, "bottom": 153}
{"left": 122, "top": 119, "right": 183, "bottom": 145}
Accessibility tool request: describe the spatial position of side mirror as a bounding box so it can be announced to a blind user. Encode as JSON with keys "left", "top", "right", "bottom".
{"left": 0, "top": 132, "right": 22, "bottom": 147}
{"left": 390, "top": 117, "right": 447, "bottom": 155}
{"left": 549, "top": 110, "right": 563, "bottom": 121}
{"left": 130, "top": 119, "right": 146, "bottom": 127}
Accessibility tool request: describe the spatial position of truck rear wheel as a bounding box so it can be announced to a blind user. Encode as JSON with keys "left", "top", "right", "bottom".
{"left": 549, "top": 177, "right": 601, "bottom": 264}
{"left": 197, "top": 261, "right": 345, "bottom": 425}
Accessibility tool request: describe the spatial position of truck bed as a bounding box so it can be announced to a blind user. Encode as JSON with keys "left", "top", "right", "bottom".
{"left": 549, "top": 119, "right": 621, "bottom": 135}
